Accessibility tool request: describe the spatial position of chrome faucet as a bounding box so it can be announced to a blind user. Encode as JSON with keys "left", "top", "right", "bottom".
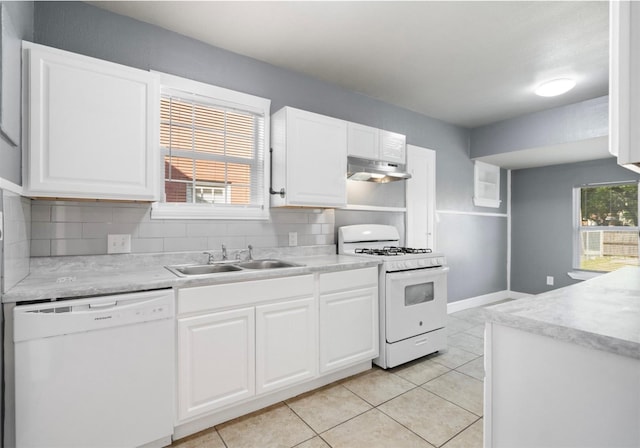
{"left": 221, "top": 244, "right": 227, "bottom": 261}
{"left": 247, "top": 244, "right": 253, "bottom": 261}
{"left": 203, "top": 251, "right": 215, "bottom": 264}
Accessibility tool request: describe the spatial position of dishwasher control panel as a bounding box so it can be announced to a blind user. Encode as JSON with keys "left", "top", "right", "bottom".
{"left": 14, "top": 289, "right": 174, "bottom": 342}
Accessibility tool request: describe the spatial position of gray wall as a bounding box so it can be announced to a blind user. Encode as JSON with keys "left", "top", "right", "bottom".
{"left": 438, "top": 213, "right": 508, "bottom": 299}
{"left": 28, "top": 1, "right": 509, "bottom": 302}
{"left": 470, "top": 96, "right": 608, "bottom": 158}
{"left": 0, "top": 1, "right": 33, "bottom": 185}
{"left": 511, "top": 158, "right": 640, "bottom": 294}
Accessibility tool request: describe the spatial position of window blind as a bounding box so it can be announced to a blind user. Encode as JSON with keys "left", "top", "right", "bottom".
{"left": 160, "top": 93, "right": 265, "bottom": 210}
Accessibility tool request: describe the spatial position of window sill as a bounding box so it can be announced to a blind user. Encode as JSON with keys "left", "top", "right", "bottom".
{"left": 151, "top": 203, "right": 269, "bottom": 220}
{"left": 473, "top": 197, "right": 501, "bottom": 208}
{"left": 567, "top": 270, "right": 604, "bottom": 281}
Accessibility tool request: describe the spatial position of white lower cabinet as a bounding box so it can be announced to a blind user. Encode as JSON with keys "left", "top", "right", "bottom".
{"left": 319, "top": 268, "right": 379, "bottom": 373}
{"left": 255, "top": 297, "right": 316, "bottom": 394}
{"left": 176, "top": 275, "right": 315, "bottom": 422}
{"left": 175, "top": 268, "right": 379, "bottom": 426}
{"left": 177, "top": 307, "right": 255, "bottom": 421}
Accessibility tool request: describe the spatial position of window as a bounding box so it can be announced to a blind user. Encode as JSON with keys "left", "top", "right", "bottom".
{"left": 152, "top": 73, "right": 271, "bottom": 220}
{"left": 573, "top": 182, "right": 639, "bottom": 272}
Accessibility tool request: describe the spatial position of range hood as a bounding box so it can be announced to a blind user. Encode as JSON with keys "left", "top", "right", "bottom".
{"left": 347, "top": 157, "right": 411, "bottom": 183}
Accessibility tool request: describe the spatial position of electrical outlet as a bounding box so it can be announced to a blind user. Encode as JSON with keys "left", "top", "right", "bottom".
{"left": 108, "top": 234, "right": 131, "bottom": 254}
{"left": 546, "top": 276, "right": 554, "bottom": 286}
{"left": 288, "top": 232, "right": 298, "bottom": 247}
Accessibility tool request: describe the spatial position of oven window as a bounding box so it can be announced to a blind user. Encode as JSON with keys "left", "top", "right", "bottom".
{"left": 405, "top": 282, "right": 435, "bottom": 306}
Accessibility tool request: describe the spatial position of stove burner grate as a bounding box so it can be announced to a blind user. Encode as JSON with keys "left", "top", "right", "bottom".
{"left": 355, "top": 246, "right": 433, "bottom": 256}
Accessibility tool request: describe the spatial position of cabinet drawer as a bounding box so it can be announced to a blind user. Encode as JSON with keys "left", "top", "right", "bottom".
{"left": 319, "top": 267, "right": 378, "bottom": 294}
{"left": 178, "top": 274, "right": 314, "bottom": 315}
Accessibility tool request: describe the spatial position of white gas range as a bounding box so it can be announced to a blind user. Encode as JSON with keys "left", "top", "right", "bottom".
{"left": 338, "top": 224, "right": 449, "bottom": 369}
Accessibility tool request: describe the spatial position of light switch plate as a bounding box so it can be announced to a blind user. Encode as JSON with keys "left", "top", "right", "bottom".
{"left": 108, "top": 234, "right": 131, "bottom": 254}
{"left": 288, "top": 232, "right": 297, "bottom": 247}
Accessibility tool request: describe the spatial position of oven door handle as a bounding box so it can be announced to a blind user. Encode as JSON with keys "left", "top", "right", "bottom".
{"left": 386, "top": 265, "right": 449, "bottom": 281}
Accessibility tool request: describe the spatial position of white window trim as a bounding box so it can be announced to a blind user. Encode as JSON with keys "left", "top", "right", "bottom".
{"left": 570, "top": 181, "right": 640, "bottom": 277}
{"left": 151, "top": 72, "right": 271, "bottom": 220}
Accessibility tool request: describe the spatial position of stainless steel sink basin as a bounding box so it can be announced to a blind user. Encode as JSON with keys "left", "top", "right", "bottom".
{"left": 167, "top": 263, "right": 243, "bottom": 277}
{"left": 165, "top": 259, "right": 302, "bottom": 277}
{"left": 235, "top": 259, "right": 301, "bottom": 270}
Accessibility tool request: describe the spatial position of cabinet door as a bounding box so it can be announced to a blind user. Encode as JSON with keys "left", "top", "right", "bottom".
{"left": 347, "top": 122, "right": 379, "bottom": 159}
{"left": 177, "top": 307, "right": 255, "bottom": 421}
{"left": 285, "top": 108, "right": 347, "bottom": 207}
{"left": 255, "top": 296, "right": 317, "bottom": 394}
{"left": 610, "top": 1, "right": 640, "bottom": 173}
{"left": 380, "top": 130, "right": 406, "bottom": 163}
{"left": 406, "top": 145, "right": 436, "bottom": 249}
{"left": 319, "top": 286, "right": 378, "bottom": 373}
{"left": 25, "top": 43, "right": 159, "bottom": 200}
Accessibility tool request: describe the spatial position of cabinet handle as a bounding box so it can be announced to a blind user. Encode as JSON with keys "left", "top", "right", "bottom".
{"left": 269, "top": 148, "right": 286, "bottom": 198}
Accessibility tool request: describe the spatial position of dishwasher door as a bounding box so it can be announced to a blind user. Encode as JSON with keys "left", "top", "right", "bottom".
{"left": 14, "top": 289, "right": 175, "bottom": 448}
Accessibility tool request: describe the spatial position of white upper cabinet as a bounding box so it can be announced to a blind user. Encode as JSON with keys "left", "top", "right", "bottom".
{"left": 271, "top": 107, "right": 347, "bottom": 208}
{"left": 347, "top": 122, "right": 406, "bottom": 163}
{"left": 609, "top": 1, "right": 640, "bottom": 173}
{"left": 347, "top": 122, "right": 379, "bottom": 160}
{"left": 23, "top": 42, "right": 160, "bottom": 200}
{"left": 379, "top": 130, "right": 406, "bottom": 164}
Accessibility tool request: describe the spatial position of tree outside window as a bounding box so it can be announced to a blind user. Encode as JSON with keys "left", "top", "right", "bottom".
{"left": 575, "top": 182, "right": 639, "bottom": 272}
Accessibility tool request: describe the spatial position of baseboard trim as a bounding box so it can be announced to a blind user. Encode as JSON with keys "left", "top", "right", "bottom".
{"left": 508, "top": 291, "right": 533, "bottom": 300}
{"left": 447, "top": 290, "right": 530, "bottom": 314}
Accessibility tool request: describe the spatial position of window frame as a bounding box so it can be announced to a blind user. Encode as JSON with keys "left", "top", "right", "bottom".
{"left": 151, "top": 72, "right": 271, "bottom": 220}
{"left": 572, "top": 180, "right": 640, "bottom": 274}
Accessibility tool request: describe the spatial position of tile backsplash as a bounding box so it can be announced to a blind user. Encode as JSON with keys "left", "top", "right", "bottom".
{"left": 3, "top": 190, "right": 31, "bottom": 291}
{"left": 30, "top": 200, "right": 336, "bottom": 257}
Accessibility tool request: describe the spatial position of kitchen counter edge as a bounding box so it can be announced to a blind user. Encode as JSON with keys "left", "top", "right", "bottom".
{"left": 484, "top": 267, "right": 640, "bottom": 360}
{"left": 3, "top": 255, "right": 381, "bottom": 304}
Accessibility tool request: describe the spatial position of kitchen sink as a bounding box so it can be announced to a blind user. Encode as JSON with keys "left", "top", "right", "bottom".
{"left": 165, "top": 259, "right": 303, "bottom": 277}
{"left": 166, "top": 263, "right": 243, "bottom": 277}
{"left": 235, "top": 259, "right": 302, "bottom": 270}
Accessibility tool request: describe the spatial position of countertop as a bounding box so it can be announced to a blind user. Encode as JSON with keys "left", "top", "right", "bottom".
{"left": 485, "top": 266, "right": 640, "bottom": 360}
{"left": 3, "top": 251, "right": 380, "bottom": 303}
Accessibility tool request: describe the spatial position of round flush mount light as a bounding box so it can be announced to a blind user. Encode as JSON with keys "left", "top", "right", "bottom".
{"left": 535, "top": 78, "right": 576, "bottom": 97}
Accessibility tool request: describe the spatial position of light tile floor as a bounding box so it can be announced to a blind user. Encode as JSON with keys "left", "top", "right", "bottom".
{"left": 172, "top": 303, "right": 503, "bottom": 448}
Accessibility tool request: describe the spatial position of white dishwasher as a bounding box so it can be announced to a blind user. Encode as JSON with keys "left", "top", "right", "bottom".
{"left": 14, "top": 289, "right": 175, "bottom": 448}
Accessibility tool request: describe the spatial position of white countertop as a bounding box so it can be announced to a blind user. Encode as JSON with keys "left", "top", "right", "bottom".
{"left": 485, "top": 267, "right": 640, "bottom": 359}
{"left": 3, "top": 251, "right": 380, "bottom": 303}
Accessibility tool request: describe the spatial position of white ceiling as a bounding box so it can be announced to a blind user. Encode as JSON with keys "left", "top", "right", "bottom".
{"left": 89, "top": 1, "right": 609, "bottom": 129}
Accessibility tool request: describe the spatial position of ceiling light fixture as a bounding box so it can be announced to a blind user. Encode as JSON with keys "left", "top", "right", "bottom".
{"left": 535, "top": 78, "right": 576, "bottom": 97}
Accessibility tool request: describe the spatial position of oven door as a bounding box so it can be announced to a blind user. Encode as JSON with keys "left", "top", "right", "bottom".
{"left": 385, "top": 266, "right": 448, "bottom": 343}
